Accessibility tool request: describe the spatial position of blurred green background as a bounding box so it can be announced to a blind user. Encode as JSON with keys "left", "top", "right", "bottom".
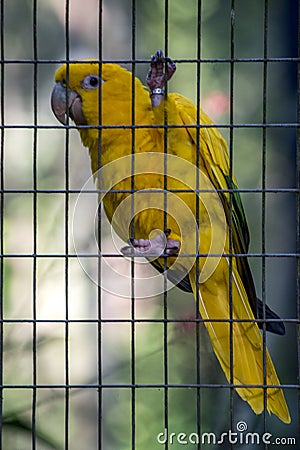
{"left": 1, "top": 0, "right": 298, "bottom": 448}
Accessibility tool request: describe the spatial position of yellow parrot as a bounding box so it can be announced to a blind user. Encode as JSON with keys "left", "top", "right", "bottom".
{"left": 51, "top": 50, "right": 290, "bottom": 423}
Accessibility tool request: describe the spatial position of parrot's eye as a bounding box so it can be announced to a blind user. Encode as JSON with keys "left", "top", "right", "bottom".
{"left": 82, "top": 74, "right": 101, "bottom": 90}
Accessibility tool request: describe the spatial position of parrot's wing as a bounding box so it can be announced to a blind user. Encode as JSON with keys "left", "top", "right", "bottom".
{"left": 171, "top": 93, "right": 250, "bottom": 253}
{"left": 170, "top": 93, "right": 285, "bottom": 335}
{"left": 170, "top": 93, "right": 254, "bottom": 288}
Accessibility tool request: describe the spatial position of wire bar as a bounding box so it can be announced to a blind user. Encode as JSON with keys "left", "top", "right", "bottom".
{"left": 0, "top": 0, "right": 4, "bottom": 447}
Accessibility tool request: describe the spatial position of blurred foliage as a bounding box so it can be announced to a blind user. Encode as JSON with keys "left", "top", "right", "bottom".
{"left": 1, "top": 0, "right": 298, "bottom": 449}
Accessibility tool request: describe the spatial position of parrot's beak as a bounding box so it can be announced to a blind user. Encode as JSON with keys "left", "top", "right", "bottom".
{"left": 51, "top": 82, "right": 87, "bottom": 125}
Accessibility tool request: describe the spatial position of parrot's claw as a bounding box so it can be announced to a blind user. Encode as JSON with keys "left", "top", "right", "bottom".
{"left": 121, "top": 229, "right": 180, "bottom": 258}
{"left": 146, "top": 50, "right": 176, "bottom": 107}
{"left": 164, "top": 57, "right": 177, "bottom": 80}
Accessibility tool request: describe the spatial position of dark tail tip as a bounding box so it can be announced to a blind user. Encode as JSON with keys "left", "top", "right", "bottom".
{"left": 256, "top": 298, "right": 286, "bottom": 336}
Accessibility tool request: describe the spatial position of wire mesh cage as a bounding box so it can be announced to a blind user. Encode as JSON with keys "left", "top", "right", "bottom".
{"left": 0, "top": 0, "right": 299, "bottom": 449}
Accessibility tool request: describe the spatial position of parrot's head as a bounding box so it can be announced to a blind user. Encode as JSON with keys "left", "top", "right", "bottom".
{"left": 51, "top": 61, "right": 137, "bottom": 128}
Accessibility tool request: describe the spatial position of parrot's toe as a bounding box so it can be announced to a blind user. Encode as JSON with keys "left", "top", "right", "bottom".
{"left": 121, "top": 230, "right": 180, "bottom": 258}
{"left": 165, "top": 57, "right": 176, "bottom": 81}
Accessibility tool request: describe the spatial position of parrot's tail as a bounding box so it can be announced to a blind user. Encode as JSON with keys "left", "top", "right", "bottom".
{"left": 189, "top": 261, "right": 291, "bottom": 423}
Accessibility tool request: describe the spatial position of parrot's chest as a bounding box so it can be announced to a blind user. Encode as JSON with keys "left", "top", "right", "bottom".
{"left": 95, "top": 133, "right": 214, "bottom": 247}
{"left": 102, "top": 172, "right": 212, "bottom": 250}
{"left": 102, "top": 173, "right": 164, "bottom": 225}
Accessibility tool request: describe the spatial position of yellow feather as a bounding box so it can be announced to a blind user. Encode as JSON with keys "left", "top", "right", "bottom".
{"left": 53, "top": 61, "right": 291, "bottom": 423}
{"left": 189, "top": 260, "right": 290, "bottom": 422}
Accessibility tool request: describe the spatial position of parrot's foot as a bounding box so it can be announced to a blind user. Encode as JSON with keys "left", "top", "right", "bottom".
{"left": 146, "top": 50, "right": 176, "bottom": 107}
{"left": 121, "top": 229, "right": 180, "bottom": 258}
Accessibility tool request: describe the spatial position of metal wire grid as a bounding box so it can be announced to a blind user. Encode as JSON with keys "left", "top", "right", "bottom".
{"left": 0, "top": 0, "right": 299, "bottom": 449}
